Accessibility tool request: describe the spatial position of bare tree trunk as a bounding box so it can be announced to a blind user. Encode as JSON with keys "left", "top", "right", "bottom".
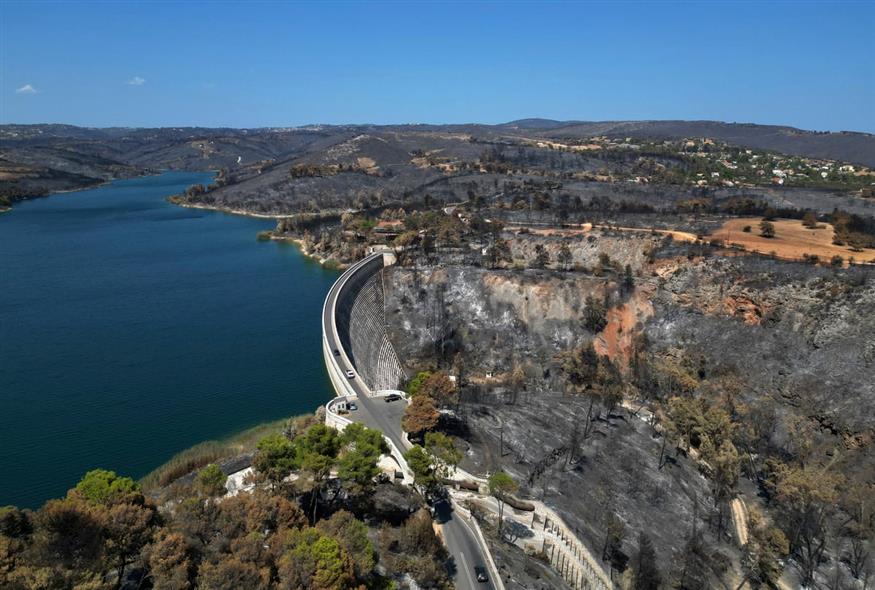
{"left": 583, "top": 397, "right": 595, "bottom": 440}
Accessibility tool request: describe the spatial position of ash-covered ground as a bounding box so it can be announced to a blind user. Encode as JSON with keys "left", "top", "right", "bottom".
{"left": 455, "top": 391, "right": 719, "bottom": 574}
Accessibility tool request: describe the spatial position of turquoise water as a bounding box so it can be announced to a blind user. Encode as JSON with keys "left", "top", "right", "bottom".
{"left": 0, "top": 172, "right": 338, "bottom": 508}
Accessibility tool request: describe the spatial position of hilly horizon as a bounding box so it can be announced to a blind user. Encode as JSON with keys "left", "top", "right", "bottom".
{"left": 4, "top": 118, "right": 875, "bottom": 168}
{"left": 4, "top": 117, "right": 875, "bottom": 135}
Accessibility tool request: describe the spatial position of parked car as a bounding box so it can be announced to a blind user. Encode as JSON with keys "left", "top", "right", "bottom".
{"left": 345, "top": 370, "right": 355, "bottom": 379}
{"left": 348, "top": 401, "right": 358, "bottom": 411}
{"left": 384, "top": 393, "right": 401, "bottom": 402}
{"left": 474, "top": 566, "right": 488, "bottom": 583}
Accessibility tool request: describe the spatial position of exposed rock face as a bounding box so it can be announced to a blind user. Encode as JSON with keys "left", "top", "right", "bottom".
{"left": 593, "top": 289, "right": 654, "bottom": 364}
{"left": 383, "top": 230, "right": 665, "bottom": 382}
{"left": 721, "top": 294, "right": 767, "bottom": 325}
{"left": 384, "top": 265, "right": 610, "bottom": 389}
{"left": 384, "top": 234, "right": 875, "bottom": 586}
{"left": 506, "top": 229, "right": 660, "bottom": 273}
{"left": 387, "top": 236, "right": 875, "bottom": 437}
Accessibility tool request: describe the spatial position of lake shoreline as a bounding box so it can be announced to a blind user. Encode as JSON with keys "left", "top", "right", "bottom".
{"left": 3, "top": 170, "right": 157, "bottom": 212}
{"left": 140, "top": 412, "right": 315, "bottom": 492}
{"left": 268, "top": 235, "right": 348, "bottom": 270}
{"left": 170, "top": 198, "right": 299, "bottom": 219}
{"left": 1, "top": 171, "right": 337, "bottom": 508}
{"left": 168, "top": 199, "right": 347, "bottom": 269}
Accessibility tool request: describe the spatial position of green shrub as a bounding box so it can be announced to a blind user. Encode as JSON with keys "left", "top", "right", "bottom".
{"left": 196, "top": 464, "right": 227, "bottom": 497}
{"left": 405, "top": 371, "right": 432, "bottom": 397}
{"left": 74, "top": 469, "right": 140, "bottom": 505}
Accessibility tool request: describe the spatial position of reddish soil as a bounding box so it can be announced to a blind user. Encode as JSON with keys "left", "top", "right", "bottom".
{"left": 594, "top": 288, "right": 654, "bottom": 366}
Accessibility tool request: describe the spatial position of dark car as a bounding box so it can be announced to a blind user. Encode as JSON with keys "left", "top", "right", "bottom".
{"left": 474, "top": 565, "right": 488, "bottom": 583}
{"left": 384, "top": 393, "right": 401, "bottom": 402}
{"left": 333, "top": 349, "right": 341, "bottom": 357}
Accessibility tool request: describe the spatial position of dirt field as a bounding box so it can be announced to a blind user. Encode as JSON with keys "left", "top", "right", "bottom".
{"left": 710, "top": 218, "right": 875, "bottom": 264}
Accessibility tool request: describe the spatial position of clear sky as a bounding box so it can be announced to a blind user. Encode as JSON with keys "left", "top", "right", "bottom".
{"left": 1, "top": 1, "right": 873, "bottom": 132}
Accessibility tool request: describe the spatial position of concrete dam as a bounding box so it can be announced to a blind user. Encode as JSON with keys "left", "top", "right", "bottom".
{"left": 333, "top": 253, "right": 406, "bottom": 393}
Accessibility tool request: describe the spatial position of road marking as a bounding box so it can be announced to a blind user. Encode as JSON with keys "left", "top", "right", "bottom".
{"left": 451, "top": 503, "right": 496, "bottom": 588}
{"left": 458, "top": 550, "right": 478, "bottom": 589}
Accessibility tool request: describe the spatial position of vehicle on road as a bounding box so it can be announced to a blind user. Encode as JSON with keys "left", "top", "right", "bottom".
{"left": 474, "top": 566, "right": 488, "bottom": 583}
{"left": 384, "top": 393, "right": 401, "bottom": 402}
{"left": 345, "top": 370, "right": 355, "bottom": 379}
{"left": 348, "top": 401, "right": 358, "bottom": 411}
{"left": 333, "top": 349, "right": 341, "bottom": 357}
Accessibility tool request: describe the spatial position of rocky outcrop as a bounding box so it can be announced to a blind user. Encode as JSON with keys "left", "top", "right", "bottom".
{"left": 384, "top": 265, "right": 612, "bottom": 389}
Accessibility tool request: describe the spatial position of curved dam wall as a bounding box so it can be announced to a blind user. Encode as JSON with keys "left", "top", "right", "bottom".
{"left": 335, "top": 255, "right": 406, "bottom": 392}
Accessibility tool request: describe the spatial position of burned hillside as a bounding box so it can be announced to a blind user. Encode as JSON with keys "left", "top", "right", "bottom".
{"left": 382, "top": 225, "right": 875, "bottom": 589}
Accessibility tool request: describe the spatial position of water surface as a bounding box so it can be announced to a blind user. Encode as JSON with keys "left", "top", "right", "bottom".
{"left": 0, "top": 172, "right": 337, "bottom": 508}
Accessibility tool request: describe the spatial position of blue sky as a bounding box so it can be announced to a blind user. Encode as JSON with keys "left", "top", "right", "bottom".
{"left": 1, "top": 1, "right": 873, "bottom": 132}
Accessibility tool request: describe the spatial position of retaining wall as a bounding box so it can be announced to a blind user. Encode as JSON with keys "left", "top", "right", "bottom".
{"left": 335, "top": 255, "right": 406, "bottom": 392}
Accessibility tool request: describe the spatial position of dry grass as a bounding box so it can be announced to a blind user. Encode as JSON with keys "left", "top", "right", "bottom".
{"left": 710, "top": 218, "right": 875, "bottom": 264}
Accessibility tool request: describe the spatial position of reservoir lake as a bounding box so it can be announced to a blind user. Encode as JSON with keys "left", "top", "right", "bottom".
{"left": 0, "top": 172, "right": 338, "bottom": 508}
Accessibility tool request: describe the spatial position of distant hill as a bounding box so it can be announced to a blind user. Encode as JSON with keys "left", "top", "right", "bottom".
{"left": 2, "top": 119, "right": 874, "bottom": 212}
{"left": 5, "top": 119, "right": 872, "bottom": 166}
{"left": 496, "top": 120, "right": 875, "bottom": 167}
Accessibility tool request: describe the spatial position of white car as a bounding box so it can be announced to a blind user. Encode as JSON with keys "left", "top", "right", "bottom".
{"left": 345, "top": 370, "right": 355, "bottom": 379}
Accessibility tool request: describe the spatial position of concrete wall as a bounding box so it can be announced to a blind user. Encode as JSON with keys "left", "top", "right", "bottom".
{"left": 324, "top": 396, "right": 354, "bottom": 431}
{"left": 335, "top": 255, "right": 406, "bottom": 392}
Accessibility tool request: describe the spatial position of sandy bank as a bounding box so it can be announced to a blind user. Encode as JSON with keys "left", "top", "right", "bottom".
{"left": 171, "top": 199, "right": 299, "bottom": 219}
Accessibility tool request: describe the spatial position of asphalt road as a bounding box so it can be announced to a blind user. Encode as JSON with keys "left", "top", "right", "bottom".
{"left": 322, "top": 253, "right": 495, "bottom": 590}
{"left": 436, "top": 500, "right": 497, "bottom": 590}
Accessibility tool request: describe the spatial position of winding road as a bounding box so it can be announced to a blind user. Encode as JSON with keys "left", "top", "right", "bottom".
{"left": 321, "top": 252, "right": 497, "bottom": 590}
